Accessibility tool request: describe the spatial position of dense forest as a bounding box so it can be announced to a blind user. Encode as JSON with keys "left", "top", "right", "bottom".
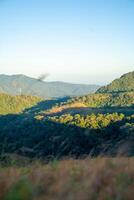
{"left": 0, "top": 73, "right": 133, "bottom": 200}
{"left": 56, "top": 92, "right": 134, "bottom": 108}
{"left": 0, "top": 93, "right": 42, "bottom": 114}
{"left": 0, "top": 106, "right": 134, "bottom": 161}
{"left": 0, "top": 72, "right": 134, "bottom": 161}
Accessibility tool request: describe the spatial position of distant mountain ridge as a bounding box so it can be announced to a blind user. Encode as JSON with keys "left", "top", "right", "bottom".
{"left": 97, "top": 71, "right": 134, "bottom": 93}
{"left": 0, "top": 74, "right": 100, "bottom": 98}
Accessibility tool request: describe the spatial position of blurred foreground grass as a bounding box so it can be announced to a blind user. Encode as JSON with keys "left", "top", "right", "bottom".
{"left": 0, "top": 158, "right": 134, "bottom": 200}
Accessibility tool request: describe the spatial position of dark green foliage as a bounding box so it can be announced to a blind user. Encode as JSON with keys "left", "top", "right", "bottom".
{"left": 0, "top": 110, "right": 133, "bottom": 159}
{"left": 0, "top": 89, "right": 134, "bottom": 160}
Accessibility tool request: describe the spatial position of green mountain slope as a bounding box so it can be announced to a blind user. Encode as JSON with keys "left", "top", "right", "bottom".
{"left": 0, "top": 93, "right": 42, "bottom": 115}
{"left": 0, "top": 92, "right": 133, "bottom": 158}
{"left": 67, "top": 92, "right": 134, "bottom": 108}
{"left": 0, "top": 74, "right": 99, "bottom": 98}
{"left": 0, "top": 71, "right": 134, "bottom": 158}
{"left": 0, "top": 99, "right": 133, "bottom": 158}
{"left": 52, "top": 71, "right": 134, "bottom": 111}
{"left": 97, "top": 71, "right": 134, "bottom": 93}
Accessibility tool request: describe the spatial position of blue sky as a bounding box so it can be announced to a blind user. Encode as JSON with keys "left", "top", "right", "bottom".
{"left": 0, "top": 0, "right": 134, "bottom": 84}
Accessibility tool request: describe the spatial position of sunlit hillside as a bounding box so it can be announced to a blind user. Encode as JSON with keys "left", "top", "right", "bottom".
{"left": 98, "top": 71, "right": 134, "bottom": 93}
{"left": 0, "top": 93, "right": 42, "bottom": 115}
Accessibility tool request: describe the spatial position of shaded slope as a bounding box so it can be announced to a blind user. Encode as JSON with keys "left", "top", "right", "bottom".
{"left": 0, "top": 107, "right": 134, "bottom": 158}
{"left": 0, "top": 93, "right": 133, "bottom": 158}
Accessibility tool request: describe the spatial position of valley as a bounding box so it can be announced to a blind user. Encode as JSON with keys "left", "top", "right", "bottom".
{"left": 0, "top": 72, "right": 134, "bottom": 200}
{"left": 1, "top": 1, "right": 134, "bottom": 199}
{"left": 0, "top": 71, "right": 134, "bottom": 160}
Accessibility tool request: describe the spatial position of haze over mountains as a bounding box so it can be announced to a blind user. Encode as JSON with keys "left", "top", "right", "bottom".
{"left": 1, "top": 71, "right": 133, "bottom": 99}
{"left": 0, "top": 74, "right": 99, "bottom": 98}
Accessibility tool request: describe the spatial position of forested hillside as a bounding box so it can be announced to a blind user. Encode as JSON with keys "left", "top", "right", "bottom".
{"left": 0, "top": 93, "right": 42, "bottom": 114}
{"left": 97, "top": 71, "right": 134, "bottom": 93}
{"left": 57, "top": 71, "right": 134, "bottom": 109}
{"left": 52, "top": 92, "right": 134, "bottom": 112}
{"left": 0, "top": 110, "right": 134, "bottom": 158}
{"left": 75, "top": 92, "right": 134, "bottom": 107}
{"left": 0, "top": 71, "right": 134, "bottom": 159}
{"left": 0, "top": 86, "right": 134, "bottom": 200}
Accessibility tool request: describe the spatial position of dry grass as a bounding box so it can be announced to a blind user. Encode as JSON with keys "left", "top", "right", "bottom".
{"left": 45, "top": 102, "right": 87, "bottom": 115}
{"left": 0, "top": 158, "right": 134, "bottom": 200}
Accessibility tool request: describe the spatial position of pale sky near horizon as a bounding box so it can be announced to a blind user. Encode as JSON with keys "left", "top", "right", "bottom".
{"left": 0, "top": 0, "right": 134, "bottom": 85}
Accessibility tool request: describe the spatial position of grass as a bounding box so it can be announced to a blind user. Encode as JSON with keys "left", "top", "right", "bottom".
{"left": 0, "top": 158, "right": 134, "bottom": 200}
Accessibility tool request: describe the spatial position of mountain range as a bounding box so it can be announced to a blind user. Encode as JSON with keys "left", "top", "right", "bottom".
{"left": 0, "top": 71, "right": 134, "bottom": 160}
{"left": 0, "top": 74, "right": 99, "bottom": 98}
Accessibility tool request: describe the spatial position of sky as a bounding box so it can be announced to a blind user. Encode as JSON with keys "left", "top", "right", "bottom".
{"left": 0, "top": 0, "right": 134, "bottom": 85}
